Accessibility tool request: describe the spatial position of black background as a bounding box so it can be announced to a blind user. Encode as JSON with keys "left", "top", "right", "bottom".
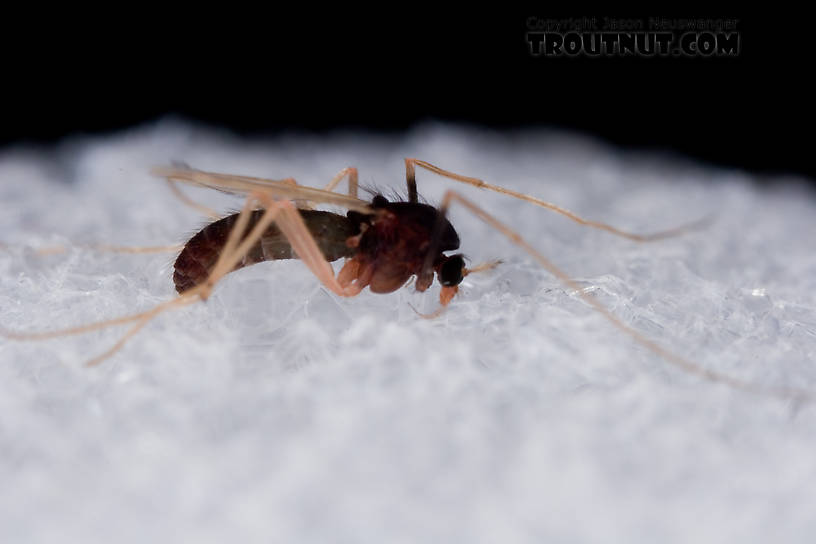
{"left": 3, "top": 13, "right": 811, "bottom": 183}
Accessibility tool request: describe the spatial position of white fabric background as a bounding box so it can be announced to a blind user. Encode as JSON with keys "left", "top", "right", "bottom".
{"left": 2, "top": 121, "right": 815, "bottom": 543}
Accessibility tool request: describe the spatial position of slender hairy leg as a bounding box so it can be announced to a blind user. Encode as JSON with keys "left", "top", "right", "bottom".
{"left": 0, "top": 276, "right": 200, "bottom": 367}
{"left": 0, "top": 190, "right": 286, "bottom": 363}
{"left": 19, "top": 167, "right": 229, "bottom": 256}
{"left": 168, "top": 166, "right": 357, "bottom": 213}
{"left": 83, "top": 192, "right": 298, "bottom": 364}
{"left": 80, "top": 168, "right": 324, "bottom": 254}
{"left": 404, "top": 159, "right": 420, "bottom": 203}
{"left": 180, "top": 188, "right": 368, "bottom": 301}
{"left": 1, "top": 182, "right": 366, "bottom": 364}
{"left": 294, "top": 167, "right": 359, "bottom": 210}
{"left": 405, "top": 158, "right": 712, "bottom": 241}
{"left": 171, "top": 187, "right": 368, "bottom": 301}
{"left": 27, "top": 243, "right": 184, "bottom": 256}
{"left": 166, "top": 178, "right": 223, "bottom": 219}
{"left": 250, "top": 192, "right": 366, "bottom": 297}
{"left": 151, "top": 167, "right": 372, "bottom": 214}
{"left": 321, "top": 167, "right": 359, "bottom": 197}
{"left": 165, "top": 163, "right": 301, "bottom": 217}
{"left": 424, "top": 189, "right": 813, "bottom": 401}
{"left": 0, "top": 191, "right": 275, "bottom": 364}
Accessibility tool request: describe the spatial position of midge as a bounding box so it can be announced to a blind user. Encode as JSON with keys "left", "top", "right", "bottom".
{"left": 168, "top": 158, "right": 695, "bottom": 305}
{"left": 1, "top": 159, "right": 811, "bottom": 400}
{"left": 170, "top": 161, "right": 487, "bottom": 308}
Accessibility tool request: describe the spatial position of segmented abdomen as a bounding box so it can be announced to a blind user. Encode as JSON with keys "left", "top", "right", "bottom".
{"left": 173, "top": 209, "right": 359, "bottom": 293}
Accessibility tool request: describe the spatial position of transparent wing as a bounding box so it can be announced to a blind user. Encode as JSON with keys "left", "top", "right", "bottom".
{"left": 151, "top": 165, "right": 373, "bottom": 214}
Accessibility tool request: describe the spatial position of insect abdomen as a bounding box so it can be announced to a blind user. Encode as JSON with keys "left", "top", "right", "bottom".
{"left": 173, "top": 209, "right": 359, "bottom": 293}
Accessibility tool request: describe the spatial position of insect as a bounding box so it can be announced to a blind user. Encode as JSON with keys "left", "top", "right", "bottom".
{"left": 1, "top": 159, "right": 812, "bottom": 400}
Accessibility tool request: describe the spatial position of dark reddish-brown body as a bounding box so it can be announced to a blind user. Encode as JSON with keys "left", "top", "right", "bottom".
{"left": 173, "top": 195, "right": 461, "bottom": 295}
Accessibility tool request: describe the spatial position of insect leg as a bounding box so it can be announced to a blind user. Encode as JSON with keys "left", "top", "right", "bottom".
{"left": 2, "top": 242, "right": 184, "bottom": 256}
{"left": 321, "top": 167, "right": 359, "bottom": 198}
{"left": 425, "top": 189, "right": 813, "bottom": 400}
{"left": 295, "top": 167, "right": 359, "bottom": 211}
{"left": 404, "top": 159, "right": 420, "bottom": 203}
{"left": 174, "top": 187, "right": 369, "bottom": 300}
{"left": 249, "top": 192, "right": 366, "bottom": 297}
{"left": 0, "top": 190, "right": 285, "bottom": 365}
{"left": 405, "top": 158, "right": 712, "bottom": 242}
{"left": 2, "top": 172, "right": 370, "bottom": 365}
{"left": 151, "top": 167, "right": 372, "bottom": 214}
{"left": 166, "top": 177, "right": 223, "bottom": 219}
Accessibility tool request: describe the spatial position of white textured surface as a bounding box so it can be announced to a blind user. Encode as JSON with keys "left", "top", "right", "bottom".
{"left": 1, "top": 121, "right": 816, "bottom": 543}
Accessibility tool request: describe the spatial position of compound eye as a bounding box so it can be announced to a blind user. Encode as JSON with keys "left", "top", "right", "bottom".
{"left": 439, "top": 254, "right": 466, "bottom": 286}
